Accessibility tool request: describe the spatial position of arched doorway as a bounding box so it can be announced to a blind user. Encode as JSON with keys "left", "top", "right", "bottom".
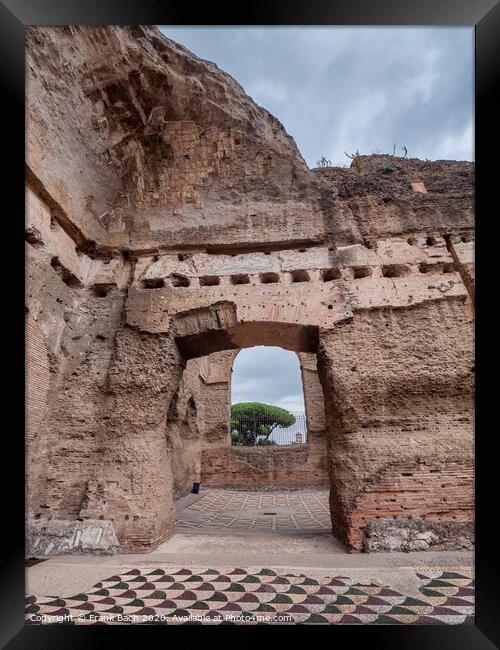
{"left": 168, "top": 329, "right": 335, "bottom": 547}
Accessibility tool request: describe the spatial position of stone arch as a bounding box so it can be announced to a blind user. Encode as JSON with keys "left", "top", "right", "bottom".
{"left": 28, "top": 294, "right": 473, "bottom": 555}
{"left": 171, "top": 301, "right": 320, "bottom": 360}
{"left": 168, "top": 303, "right": 331, "bottom": 492}
{"left": 162, "top": 297, "right": 470, "bottom": 554}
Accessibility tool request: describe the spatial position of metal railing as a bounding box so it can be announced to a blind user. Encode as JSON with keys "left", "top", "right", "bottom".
{"left": 230, "top": 413, "right": 307, "bottom": 446}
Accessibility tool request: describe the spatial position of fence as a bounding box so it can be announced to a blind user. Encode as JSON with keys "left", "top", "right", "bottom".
{"left": 230, "top": 412, "right": 307, "bottom": 446}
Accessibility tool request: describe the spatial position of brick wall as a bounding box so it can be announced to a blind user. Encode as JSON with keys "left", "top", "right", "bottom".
{"left": 318, "top": 299, "right": 474, "bottom": 551}
{"left": 201, "top": 436, "right": 329, "bottom": 488}
{"left": 349, "top": 460, "right": 473, "bottom": 550}
{"left": 25, "top": 313, "right": 50, "bottom": 444}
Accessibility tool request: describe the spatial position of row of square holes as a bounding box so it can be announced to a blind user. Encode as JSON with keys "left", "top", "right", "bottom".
{"left": 408, "top": 234, "right": 472, "bottom": 246}
{"left": 141, "top": 262, "right": 456, "bottom": 289}
{"left": 45, "top": 237, "right": 467, "bottom": 291}
{"left": 142, "top": 236, "right": 468, "bottom": 288}
{"left": 45, "top": 254, "right": 458, "bottom": 294}
{"left": 48, "top": 256, "right": 456, "bottom": 293}
{"left": 38, "top": 230, "right": 467, "bottom": 294}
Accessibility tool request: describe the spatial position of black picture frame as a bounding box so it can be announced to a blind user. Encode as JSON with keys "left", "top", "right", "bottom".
{"left": 2, "top": 0, "right": 498, "bottom": 646}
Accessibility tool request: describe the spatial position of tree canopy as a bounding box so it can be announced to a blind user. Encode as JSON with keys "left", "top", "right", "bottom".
{"left": 230, "top": 402, "right": 296, "bottom": 445}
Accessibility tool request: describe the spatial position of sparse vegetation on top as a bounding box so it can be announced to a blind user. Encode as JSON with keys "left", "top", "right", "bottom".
{"left": 345, "top": 150, "right": 362, "bottom": 173}
{"left": 392, "top": 143, "right": 408, "bottom": 158}
{"left": 315, "top": 144, "right": 411, "bottom": 174}
{"left": 316, "top": 156, "right": 332, "bottom": 168}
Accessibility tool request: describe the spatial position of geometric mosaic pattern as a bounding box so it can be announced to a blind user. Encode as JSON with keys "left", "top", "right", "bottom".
{"left": 176, "top": 489, "right": 331, "bottom": 531}
{"left": 26, "top": 567, "right": 474, "bottom": 625}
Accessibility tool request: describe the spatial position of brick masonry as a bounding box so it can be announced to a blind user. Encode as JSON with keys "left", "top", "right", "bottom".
{"left": 26, "top": 313, "right": 50, "bottom": 445}
{"left": 25, "top": 26, "right": 474, "bottom": 555}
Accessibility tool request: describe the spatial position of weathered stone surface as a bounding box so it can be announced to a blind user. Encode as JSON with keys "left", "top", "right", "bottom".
{"left": 27, "top": 26, "right": 322, "bottom": 253}
{"left": 26, "top": 519, "right": 119, "bottom": 555}
{"left": 25, "top": 25, "right": 474, "bottom": 555}
{"left": 317, "top": 299, "right": 474, "bottom": 552}
{"left": 317, "top": 156, "right": 474, "bottom": 243}
{"left": 363, "top": 519, "right": 474, "bottom": 552}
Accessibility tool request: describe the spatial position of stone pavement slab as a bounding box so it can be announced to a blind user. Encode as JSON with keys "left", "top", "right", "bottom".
{"left": 175, "top": 489, "right": 331, "bottom": 532}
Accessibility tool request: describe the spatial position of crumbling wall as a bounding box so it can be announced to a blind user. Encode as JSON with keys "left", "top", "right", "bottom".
{"left": 317, "top": 155, "right": 474, "bottom": 244}
{"left": 166, "top": 350, "right": 234, "bottom": 498}
{"left": 26, "top": 186, "right": 185, "bottom": 553}
{"left": 26, "top": 25, "right": 475, "bottom": 555}
{"left": 26, "top": 26, "right": 322, "bottom": 254}
{"left": 317, "top": 298, "right": 474, "bottom": 551}
{"left": 28, "top": 316, "right": 184, "bottom": 553}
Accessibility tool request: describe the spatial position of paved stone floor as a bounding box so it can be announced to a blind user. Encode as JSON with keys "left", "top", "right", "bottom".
{"left": 175, "top": 489, "right": 331, "bottom": 532}
{"left": 25, "top": 489, "right": 474, "bottom": 625}
{"left": 25, "top": 565, "right": 474, "bottom": 625}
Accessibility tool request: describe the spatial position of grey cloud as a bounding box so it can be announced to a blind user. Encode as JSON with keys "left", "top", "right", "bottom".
{"left": 160, "top": 26, "right": 473, "bottom": 166}
{"left": 230, "top": 347, "right": 305, "bottom": 412}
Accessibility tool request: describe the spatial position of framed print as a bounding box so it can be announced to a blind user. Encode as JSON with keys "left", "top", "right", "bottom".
{"left": 1, "top": 0, "right": 498, "bottom": 646}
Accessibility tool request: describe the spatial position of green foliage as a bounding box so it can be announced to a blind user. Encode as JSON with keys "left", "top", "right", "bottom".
{"left": 230, "top": 402, "right": 296, "bottom": 445}
{"left": 231, "top": 402, "right": 296, "bottom": 426}
{"left": 382, "top": 162, "right": 395, "bottom": 173}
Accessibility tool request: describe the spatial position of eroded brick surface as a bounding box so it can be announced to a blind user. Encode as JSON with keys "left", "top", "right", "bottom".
{"left": 26, "top": 26, "right": 474, "bottom": 555}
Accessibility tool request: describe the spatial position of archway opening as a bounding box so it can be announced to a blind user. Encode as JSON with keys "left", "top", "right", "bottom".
{"left": 159, "top": 315, "right": 345, "bottom": 555}
{"left": 230, "top": 346, "right": 307, "bottom": 446}
{"left": 167, "top": 340, "right": 343, "bottom": 555}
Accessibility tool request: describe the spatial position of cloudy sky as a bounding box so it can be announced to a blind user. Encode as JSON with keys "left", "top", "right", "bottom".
{"left": 160, "top": 27, "right": 473, "bottom": 411}
{"left": 159, "top": 26, "right": 474, "bottom": 167}
{"left": 231, "top": 347, "right": 305, "bottom": 412}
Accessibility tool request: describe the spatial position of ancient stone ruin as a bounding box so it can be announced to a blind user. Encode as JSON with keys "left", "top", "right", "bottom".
{"left": 26, "top": 26, "right": 474, "bottom": 556}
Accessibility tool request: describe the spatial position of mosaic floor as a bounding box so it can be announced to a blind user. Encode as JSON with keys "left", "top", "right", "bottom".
{"left": 176, "top": 489, "right": 331, "bottom": 531}
{"left": 25, "top": 566, "right": 474, "bottom": 625}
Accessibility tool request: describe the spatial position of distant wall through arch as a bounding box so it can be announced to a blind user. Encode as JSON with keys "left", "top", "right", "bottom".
{"left": 200, "top": 346, "right": 329, "bottom": 490}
